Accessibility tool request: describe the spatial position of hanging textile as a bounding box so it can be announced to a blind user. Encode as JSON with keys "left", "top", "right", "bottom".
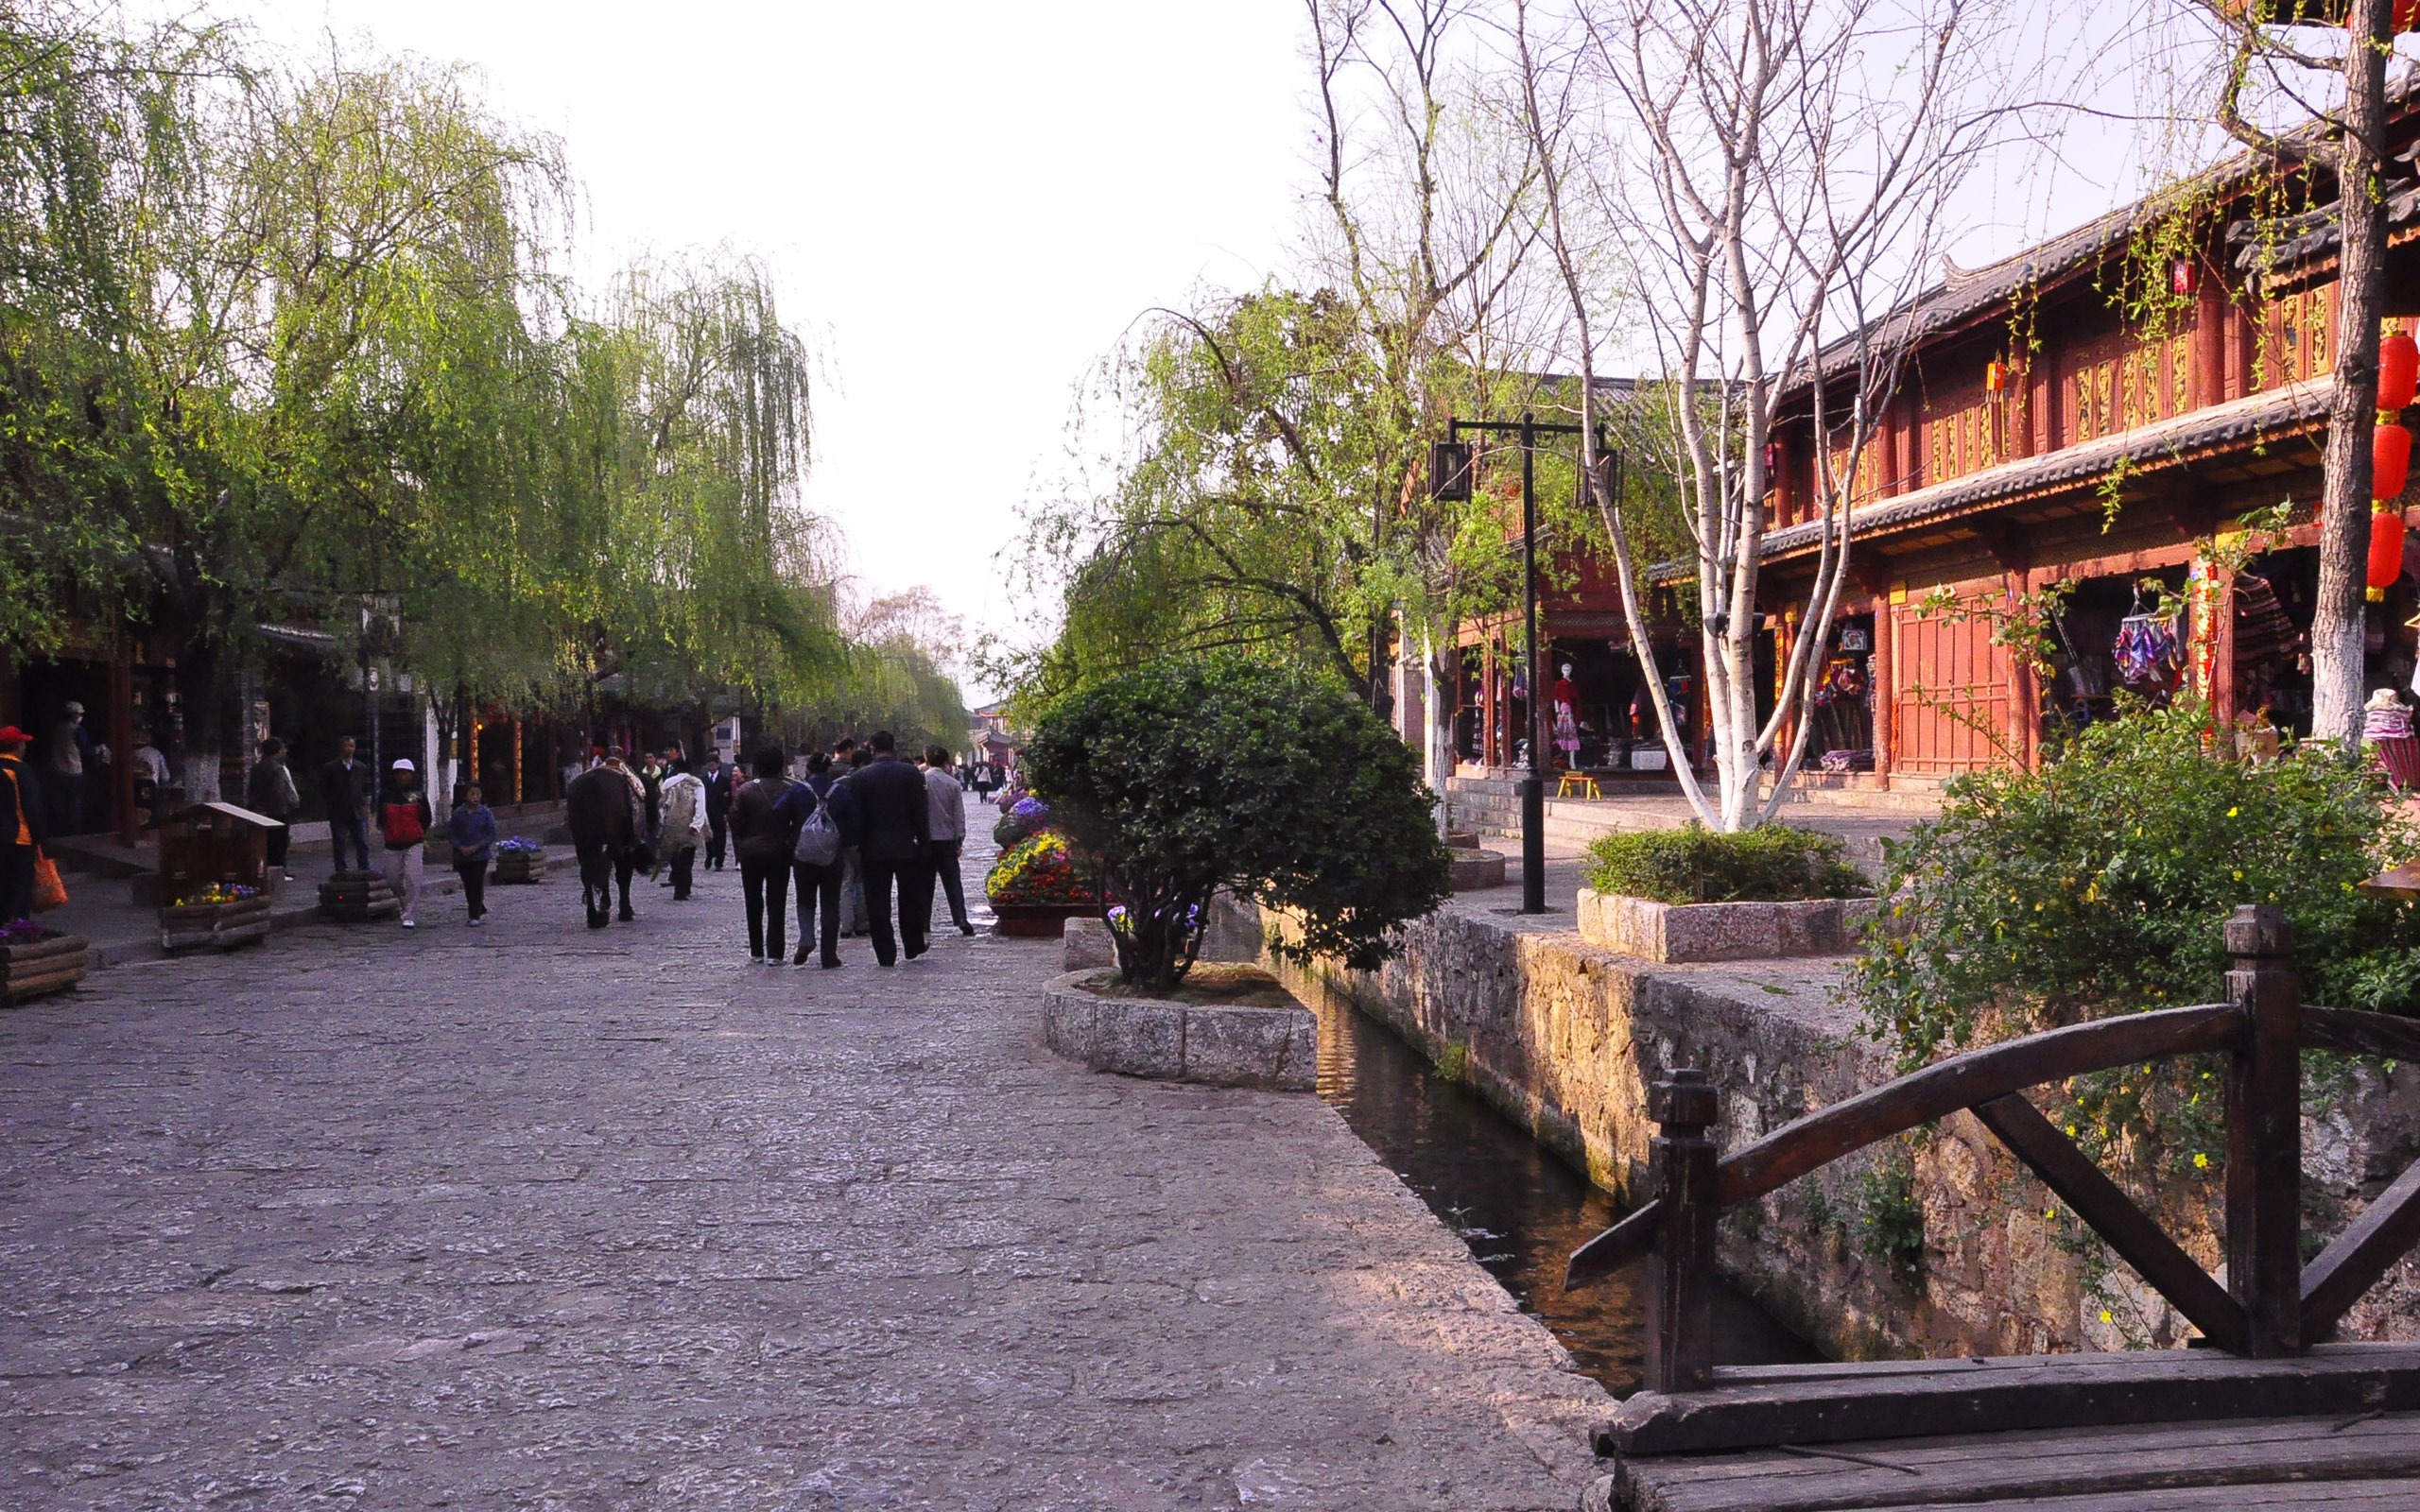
{"left": 2365, "top": 692, "right": 2420, "bottom": 789}
{"left": 2113, "top": 594, "right": 2183, "bottom": 685}
{"left": 2232, "top": 573, "right": 2297, "bottom": 666}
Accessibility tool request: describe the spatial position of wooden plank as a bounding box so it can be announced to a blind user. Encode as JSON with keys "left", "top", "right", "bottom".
{"left": 2225, "top": 903, "right": 2303, "bottom": 1355}
{"left": 2304, "top": 1005, "right": 2420, "bottom": 1061}
{"left": 1714, "top": 1005, "right": 2239, "bottom": 1206}
{"left": 1621, "top": 1413, "right": 2420, "bottom": 1512}
{"left": 2304, "top": 1155, "right": 2420, "bottom": 1338}
{"left": 1969, "top": 1093, "right": 2247, "bottom": 1353}
{"left": 1598, "top": 1341, "right": 2420, "bottom": 1456}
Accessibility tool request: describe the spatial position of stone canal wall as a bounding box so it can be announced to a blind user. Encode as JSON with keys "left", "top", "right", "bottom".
{"left": 1231, "top": 897, "right": 2420, "bottom": 1362}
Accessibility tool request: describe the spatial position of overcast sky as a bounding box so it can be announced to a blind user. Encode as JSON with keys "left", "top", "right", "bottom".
{"left": 180, "top": 0, "right": 1310, "bottom": 701}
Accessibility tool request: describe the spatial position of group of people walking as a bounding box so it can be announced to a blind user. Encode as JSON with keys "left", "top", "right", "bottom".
{"left": 560, "top": 732, "right": 974, "bottom": 966}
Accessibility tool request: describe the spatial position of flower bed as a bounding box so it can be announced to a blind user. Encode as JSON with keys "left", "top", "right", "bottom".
{"left": 493, "top": 838, "right": 546, "bottom": 884}
{"left": 985, "top": 831, "right": 1098, "bottom": 938}
{"left": 161, "top": 884, "right": 270, "bottom": 952}
{"left": 0, "top": 921, "right": 90, "bottom": 1005}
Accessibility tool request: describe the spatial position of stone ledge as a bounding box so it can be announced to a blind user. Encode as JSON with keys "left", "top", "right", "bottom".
{"left": 1576, "top": 886, "right": 1875, "bottom": 962}
{"left": 1448, "top": 848, "right": 1507, "bottom": 890}
{"left": 1042, "top": 970, "right": 1317, "bottom": 1091}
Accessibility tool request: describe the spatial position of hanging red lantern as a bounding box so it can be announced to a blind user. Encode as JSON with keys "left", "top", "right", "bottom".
{"left": 2371, "top": 507, "right": 2408, "bottom": 601}
{"left": 2382, "top": 331, "right": 2419, "bottom": 412}
{"left": 2377, "top": 422, "right": 2413, "bottom": 501}
{"left": 2350, "top": 0, "right": 2420, "bottom": 34}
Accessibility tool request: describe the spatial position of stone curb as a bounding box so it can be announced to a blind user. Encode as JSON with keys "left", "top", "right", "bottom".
{"left": 83, "top": 873, "right": 470, "bottom": 970}
{"left": 1042, "top": 969, "right": 1316, "bottom": 1091}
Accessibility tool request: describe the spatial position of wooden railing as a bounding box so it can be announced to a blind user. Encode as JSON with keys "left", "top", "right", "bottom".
{"left": 1565, "top": 903, "right": 2420, "bottom": 1392}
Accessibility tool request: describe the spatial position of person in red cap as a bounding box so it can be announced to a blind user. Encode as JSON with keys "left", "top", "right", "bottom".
{"left": 376, "top": 757, "right": 432, "bottom": 928}
{"left": 0, "top": 725, "right": 49, "bottom": 922}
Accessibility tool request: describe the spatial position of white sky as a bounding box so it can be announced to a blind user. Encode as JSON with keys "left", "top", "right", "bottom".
{"left": 180, "top": 0, "right": 1313, "bottom": 702}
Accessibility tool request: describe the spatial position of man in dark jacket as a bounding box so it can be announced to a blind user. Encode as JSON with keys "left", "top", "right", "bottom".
{"left": 565, "top": 749, "right": 641, "bottom": 928}
{"left": 319, "top": 737, "right": 372, "bottom": 874}
{"left": 0, "top": 726, "right": 48, "bottom": 923}
{"left": 849, "top": 731, "right": 932, "bottom": 966}
{"left": 701, "top": 752, "right": 735, "bottom": 869}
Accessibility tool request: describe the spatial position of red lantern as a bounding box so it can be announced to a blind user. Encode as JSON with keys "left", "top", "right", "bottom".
{"left": 2351, "top": 0, "right": 2420, "bottom": 34}
{"left": 2382, "top": 331, "right": 2419, "bottom": 412}
{"left": 2377, "top": 422, "right": 2413, "bottom": 501}
{"left": 2371, "top": 507, "right": 2408, "bottom": 601}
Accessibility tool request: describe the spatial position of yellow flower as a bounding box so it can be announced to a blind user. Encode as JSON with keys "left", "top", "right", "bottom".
{"left": 2194, "top": 1152, "right": 2209, "bottom": 1169}
{"left": 2226, "top": 806, "right": 2239, "bottom": 818}
{"left": 2100, "top": 1309, "right": 2114, "bottom": 1324}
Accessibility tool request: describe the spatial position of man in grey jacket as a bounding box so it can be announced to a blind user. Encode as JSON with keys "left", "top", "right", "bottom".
{"left": 923, "top": 746, "right": 975, "bottom": 937}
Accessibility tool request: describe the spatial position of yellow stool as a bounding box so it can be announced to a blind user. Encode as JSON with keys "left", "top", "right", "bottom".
{"left": 1555, "top": 772, "right": 1601, "bottom": 799}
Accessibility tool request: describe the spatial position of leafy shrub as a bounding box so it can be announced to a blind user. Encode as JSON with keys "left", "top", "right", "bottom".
{"left": 1024, "top": 655, "right": 1452, "bottom": 988}
{"left": 984, "top": 832, "right": 1098, "bottom": 907}
{"left": 1582, "top": 822, "right": 1870, "bottom": 905}
{"left": 1849, "top": 698, "right": 2420, "bottom": 1067}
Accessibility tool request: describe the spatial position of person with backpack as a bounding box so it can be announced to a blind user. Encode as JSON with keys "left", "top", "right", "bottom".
{"left": 774, "top": 751, "right": 847, "bottom": 968}
{"left": 377, "top": 758, "right": 432, "bottom": 929}
{"left": 726, "top": 746, "right": 795, "bottom": 963}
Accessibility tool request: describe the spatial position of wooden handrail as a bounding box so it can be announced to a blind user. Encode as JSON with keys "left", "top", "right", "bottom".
{"left": 1569, "top": 904, "right": 2420, "bottom": 1387}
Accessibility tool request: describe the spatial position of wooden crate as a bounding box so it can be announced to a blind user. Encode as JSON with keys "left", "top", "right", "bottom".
{"left": 318, "top": 870, "right": 401, "bottom": 922}
{"left": 0, "top": 933, "right": 90, "bottom": 1005}
{"left": 160, "top": 895, "right": 270, "bottom": 953}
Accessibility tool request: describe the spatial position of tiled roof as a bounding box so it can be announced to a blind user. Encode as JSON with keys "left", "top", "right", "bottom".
{"left": 1650, "top": 376, "right": 2330, "bottom": 581}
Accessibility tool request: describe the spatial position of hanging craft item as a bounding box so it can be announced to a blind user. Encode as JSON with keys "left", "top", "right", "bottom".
{"left": 2113, "top": 586, "right": 2182, "bottom": 686}
{"left": 1838, "top": 625, "right": 1871, "bottom": 653}
{"left": 2364, "top": 689, "right": 2420, "bottom": 790}
{"left": 2370, "top": 507, "right": 2408, "bottom": 601}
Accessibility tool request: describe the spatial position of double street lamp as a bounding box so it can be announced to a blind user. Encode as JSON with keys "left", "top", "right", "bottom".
{"left": 1430, "top": 412, "right": 1616, "bottom": 916}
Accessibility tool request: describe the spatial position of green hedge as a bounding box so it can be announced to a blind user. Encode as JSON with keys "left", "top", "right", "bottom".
{"left": 1581, "top": 822, "right": 1871, "bottom": 906}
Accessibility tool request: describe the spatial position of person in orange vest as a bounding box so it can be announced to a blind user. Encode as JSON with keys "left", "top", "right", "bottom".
{"left": 0, "top": 726, "right": 49, "bottom": 922}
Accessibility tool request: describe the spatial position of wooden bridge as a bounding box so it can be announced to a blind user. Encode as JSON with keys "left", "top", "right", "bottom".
{"left": 1566, "top": 905, "right": 2420, "bottom": 1510}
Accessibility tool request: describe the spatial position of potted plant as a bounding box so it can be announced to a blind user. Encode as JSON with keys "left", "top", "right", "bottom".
{"left": 985, "top": 830, "right": 1098, "bottom": 936}
{"left": 493, "top": 836, "right": 547, "bottom": 884}
{"left": 1026, "top": 657, "right": 1451, "bottom": 1090}
{"left": 0, "top": 919, "right": 91, "bottom": 1005}
{"left": 161, "top": 881, "right": 271, "bottom": 952}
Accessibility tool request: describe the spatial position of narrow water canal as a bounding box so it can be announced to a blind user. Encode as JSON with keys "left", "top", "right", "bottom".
{"left": 1307, "top": 988, "right": 1819, "bottom": 1393}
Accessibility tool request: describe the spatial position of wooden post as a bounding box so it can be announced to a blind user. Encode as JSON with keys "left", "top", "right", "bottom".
{"left": 1644, "top": 1067, "right": 1720, "bottom": 1393}
{"left": 2224, "top": 903, "right": 2303, "bottom": 1356}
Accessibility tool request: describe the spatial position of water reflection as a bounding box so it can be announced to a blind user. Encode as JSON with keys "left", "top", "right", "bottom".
{"left": 1307, "top": 985, "right": 1818, "bottom": 1393}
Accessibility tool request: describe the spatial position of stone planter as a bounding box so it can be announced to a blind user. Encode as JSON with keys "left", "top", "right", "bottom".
{"left": 493, "top": 850, "right": 547, "bottom": 884}
{"left": 161, "top": 895, "right": 271, "bottom": 953}
{"left": 990, "top": 902, "right": 1092, "bottom": 937}
{"left": 1, "top": 933, "right": 91, "bottom": 1005}
{"left": 1042, "top": 970, "right": 1316, "bottom": 1091}
{"left": 1447, "top": 847, "right": 1506, "bottom": 891}
{"left": 1575, "top": 885, "right": 1876, "bottom": 964}
{"left": 1063, "top": 915, "right": 1117, "bottom": 971}
{"left": 318, "top": 870, "right": 401, "bottom": 923}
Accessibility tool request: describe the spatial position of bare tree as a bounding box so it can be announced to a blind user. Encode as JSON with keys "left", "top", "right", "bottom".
{"left": 1512, "top": 0, "right": 2013, "bottom": 829}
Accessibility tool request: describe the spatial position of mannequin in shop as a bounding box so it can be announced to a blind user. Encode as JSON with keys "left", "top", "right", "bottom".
{"left": 1552, "top": 662, "right": 1581, "bottom": 768}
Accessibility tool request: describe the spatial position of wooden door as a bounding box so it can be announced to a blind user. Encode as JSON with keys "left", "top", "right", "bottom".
{"left": 1892, "top": 605, "right": 2014, "bottom": 775}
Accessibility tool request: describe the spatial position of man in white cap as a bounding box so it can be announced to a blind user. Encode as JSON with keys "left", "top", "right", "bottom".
{"left": 376, "top": 757, "right": 432, "bottom": 928}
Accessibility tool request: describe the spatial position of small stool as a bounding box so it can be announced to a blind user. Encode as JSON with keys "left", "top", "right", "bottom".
{"left": 1555, "top": 772, "right": 1601, "bottom": 799}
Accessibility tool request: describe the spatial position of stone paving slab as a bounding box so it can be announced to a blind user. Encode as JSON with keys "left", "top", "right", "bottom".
{"left": 0, "top": 837, "right": 1612, "bottom": 1509}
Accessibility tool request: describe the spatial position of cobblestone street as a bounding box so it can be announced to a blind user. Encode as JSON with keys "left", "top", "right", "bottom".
{"left": 0, "top": 835, "right": 1611, "bottom": 1510}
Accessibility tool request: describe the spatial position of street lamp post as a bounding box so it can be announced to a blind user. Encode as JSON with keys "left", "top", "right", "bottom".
{"left": 1429, "top": 411, "right": 1608, "bottom": 916}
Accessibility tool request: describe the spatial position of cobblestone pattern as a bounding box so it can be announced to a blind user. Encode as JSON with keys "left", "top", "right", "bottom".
{"left": 1, "top": 833, "right": 1609, "bottom": 1510}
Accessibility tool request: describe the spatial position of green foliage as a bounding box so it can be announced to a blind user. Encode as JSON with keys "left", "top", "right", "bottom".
{"left": 1024, "top": 655, "right": 1451, "bottom": 989}
{"left": 1853, "top": 1144, "right": 1927, "bottom": 1276}
{"left": 1435, "top": 1040, "right": 1471, "bottom": 1084}
{"left": 1850, "top": 698, "right": 2420, "bottom": 1071}
{"left": 1582, "top": 823, "right": 1870, "bottom": 905}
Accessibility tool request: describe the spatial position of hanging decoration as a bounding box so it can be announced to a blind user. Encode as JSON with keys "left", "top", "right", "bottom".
{"left": 2371, "top": 507, "right": 2409, "bottom": 601}
{"left": 2377, "top": 422, "right": 2413, "bottom": 502}
{"left": 2381, "top": 330, "right": 2419, "bottom": 412}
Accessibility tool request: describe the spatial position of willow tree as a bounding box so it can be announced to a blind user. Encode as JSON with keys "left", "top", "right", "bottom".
{"left": 566, "top": 258, "right": 841, "bottom": 724}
